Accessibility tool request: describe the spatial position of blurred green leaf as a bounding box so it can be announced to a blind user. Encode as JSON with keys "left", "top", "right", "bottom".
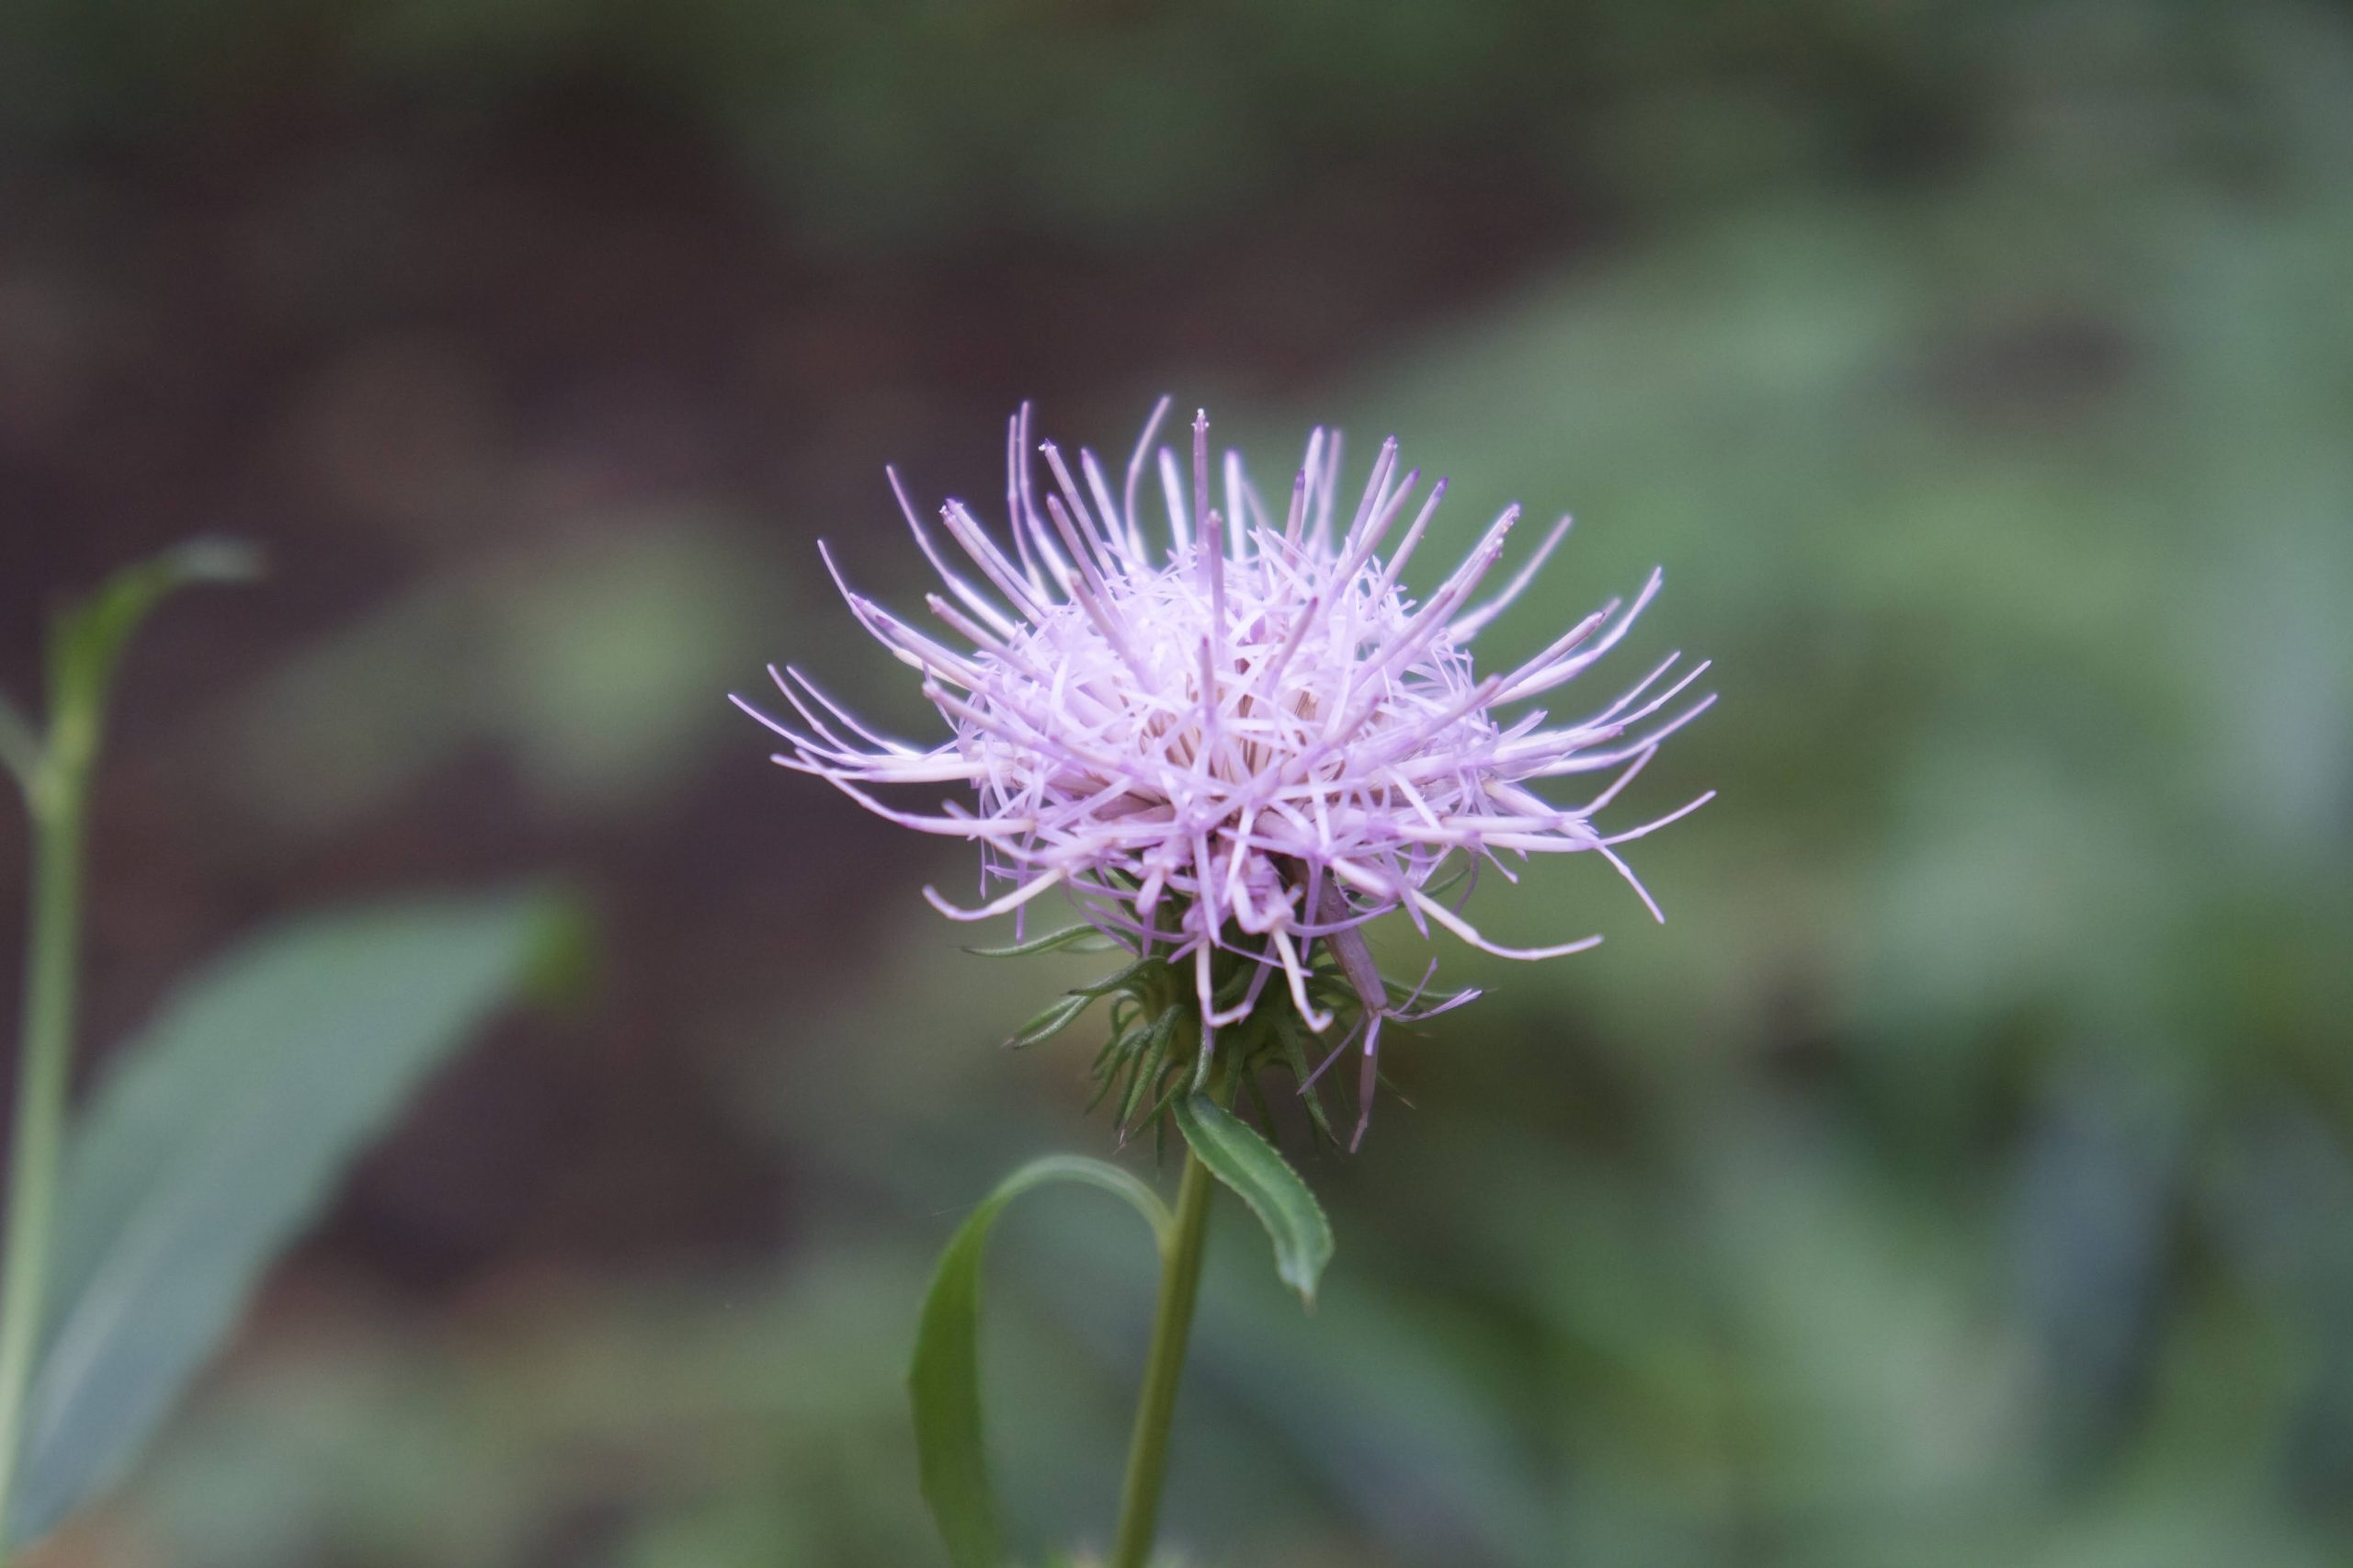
{"left": 910, "top": 1154, "right": 1172, "bottom": 1568}
{"left": 5, "top": 890, "right": 574, "bottom": 1548}
{"left": 222, "top": 520, "right": 776, "bottom": 835}
{"left": 0, "top": 538, "right": 262, "bottom": 801}
{"left": 47, "top": 540, "right": 261, "bottom": 766}
{"left": 513, "top": 891, "right": 602, "bottom": 1013}
{"left": 501, "top": 520, "right": 771, "bottom": 810}
{"left": 1173, "top": 1096, "right": 1332, "bottom": 1308}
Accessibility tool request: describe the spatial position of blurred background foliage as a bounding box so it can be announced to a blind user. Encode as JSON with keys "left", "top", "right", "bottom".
{"left": 2, "top": 0, "right": 2350, "bottom": 1563}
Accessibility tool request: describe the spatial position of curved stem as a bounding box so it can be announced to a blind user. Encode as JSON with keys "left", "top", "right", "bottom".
{"left": 0, "top": 771, "right": 86, "bottom": 1555}
{"left": 1108, "top": 1142, "right": 1214, "bottom": 1568}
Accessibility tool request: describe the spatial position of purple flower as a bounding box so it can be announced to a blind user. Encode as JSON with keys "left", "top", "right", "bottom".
{"left": 740, "top": 402, "right": 1711, "bottom": 1141}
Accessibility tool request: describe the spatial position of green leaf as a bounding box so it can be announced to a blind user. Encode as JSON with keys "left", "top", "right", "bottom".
{"left": 961, "top": 925, "right": 1120, "bottom": 959}
{"left": 910, "top": 1154, "right": 1171, "bottom": 1568}
{"left": 1003, "top": 990, "right": 1095, "bottom": 1050}
{"left": 1070, "top": 958, "right": 1164, "bottom": 1000}
{"left": 1173, "top": 1095, "right": 1334, "bottom": 1307}
{"left": 5, "top": 890, "right": 573, "bottom": 1549}
{"left": 1272, "top": 1013, "right": 1337, "bottom": 1144}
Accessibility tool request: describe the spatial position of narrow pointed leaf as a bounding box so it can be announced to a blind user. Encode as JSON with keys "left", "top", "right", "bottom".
{"left": 1174, "top": 1094, "right": 1335, "bottom": 1306}
{"left": 1004, "top": 990, "right": 1095, "bottom": 1050}
{"left": 48, "top": 540, "right": 262, "bottom": 746}
{"left": 910, "top": 1155, "right": 1171, "bottom": 1568}
{"left": 1072, "top": 959, "right": 1158, "bottom": 999}
{"left": 1273, "top": 1014, "right": 1337, "bottom": 1143}
{"left": 6, "top": 890, "right": 573, "bottom": 1548}
{"left": 961, "top": 925, "right": 1120, "bottom": 959}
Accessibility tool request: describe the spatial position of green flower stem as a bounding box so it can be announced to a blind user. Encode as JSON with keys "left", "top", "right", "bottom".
{"left": 1108, "top": 1140, "right": 1215, "bottom": 1568}
{"left": 0, "top": 747, "right": 91, "bottom": 1556}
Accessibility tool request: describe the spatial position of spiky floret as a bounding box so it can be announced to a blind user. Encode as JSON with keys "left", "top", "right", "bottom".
{"left": 738, "top": 401, "right": 1713, "bottom": 1143}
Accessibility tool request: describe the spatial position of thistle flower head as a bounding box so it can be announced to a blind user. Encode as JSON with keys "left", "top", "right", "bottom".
{"left": 740, "top": 401, "right": 1712, "bottom": 1143}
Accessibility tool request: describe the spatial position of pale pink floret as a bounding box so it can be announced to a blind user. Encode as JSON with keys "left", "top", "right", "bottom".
{"left": 739, "top": 402, "right": 1712, "bottom": 1131}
